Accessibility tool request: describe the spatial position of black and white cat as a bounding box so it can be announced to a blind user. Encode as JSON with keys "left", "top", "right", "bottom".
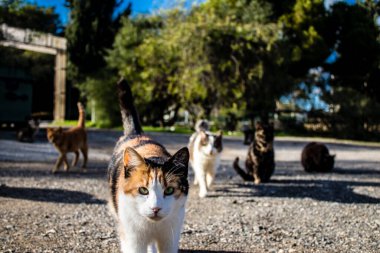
{"left": 188, "top": 120, "right": 223, "bottom": 198}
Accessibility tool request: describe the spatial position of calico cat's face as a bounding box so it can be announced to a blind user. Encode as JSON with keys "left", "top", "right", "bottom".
{"left": 119, "top": 147, "right": 189, "bottom": 221}
{"left": 46, "top": 127, "right": 63, "bottom": 143}
{"left": 199, "top": 130, "right": 223, "bottom": 156}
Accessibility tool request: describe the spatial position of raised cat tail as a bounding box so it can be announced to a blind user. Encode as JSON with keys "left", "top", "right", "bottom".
{"left": 117, "top": 78, "right": 143, "bottom": 136}
{"left": 233, "top": 157, "right": 254, "bottom": 181}
{"left": 195, "top": 119, "right": 209, "bottom": 132}
{"left": 77, "top": 102, "right": 85, "bottom": 128}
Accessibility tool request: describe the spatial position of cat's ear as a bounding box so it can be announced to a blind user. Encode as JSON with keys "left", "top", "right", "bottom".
{"left": 200, "top": 130, "right": 208, "bottom": 145}
{"left": 215, "top": 131, "right": 223, "bottom": 152}
{"left": 123, "top": 147, "right": 145, "bottom": 168}
{"left": 164, "top": 147, "right": 189, "bottom": 177}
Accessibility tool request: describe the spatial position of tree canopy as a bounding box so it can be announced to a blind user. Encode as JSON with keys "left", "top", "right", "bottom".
{"left": 107, "top": 0, "right": 332, "bottom": 126}
{"left": 65, "top": 0, "right": 131, "bottom": 79}
{"left": 0, "top": 0, "right": 61, "bottom": 34}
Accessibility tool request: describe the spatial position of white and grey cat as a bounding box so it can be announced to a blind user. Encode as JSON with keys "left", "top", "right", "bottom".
{"left": 108, "top": 79, "right": 189, "bottom": 253}
{"left": 188, "top": 120, "right": 223, "bottom": 198}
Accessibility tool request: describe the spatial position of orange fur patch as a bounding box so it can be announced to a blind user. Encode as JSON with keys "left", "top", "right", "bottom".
{"left": 119, "top": 164, "right": 183, "bottom": 199}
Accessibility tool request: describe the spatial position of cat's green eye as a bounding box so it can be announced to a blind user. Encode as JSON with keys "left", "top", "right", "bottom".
{"left": 138, "top": 187, "right": 149, "bottom": 195}
{"left": 164, "top": 187, "right": 175, "bottom": 196}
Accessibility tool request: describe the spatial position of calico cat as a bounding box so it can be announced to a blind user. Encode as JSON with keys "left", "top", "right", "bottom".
{"left": 301, "top": 142, "right": 335, "bottom": 172}
{"left": 188, "top": 120, "right": 223, "bottom": 198}
{"left": 233, "top": 121, "right": 275, "bottom": 184}
{"left": 17, "top": 117, "right": 40, "bottom": 143}
{"left": 108, "top": 79, "right": 190, "bottom": 253}
{"left": 46, "top": 102, "right": 87, "bottom": 173}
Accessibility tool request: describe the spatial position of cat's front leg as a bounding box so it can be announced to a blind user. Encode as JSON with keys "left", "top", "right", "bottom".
{"left": 156, "top": 225, "right": 181, "bottom": 253}
{"left": 156, "top": 241, "right": 179, "bottom": 253}
{"left": 147, "top": 243, "right": 158, "bottom": 253}
{"left": 193, "top": 176, "right": 198, "bottom": 185}
{"left": 119, "top": 235, "right": 147, "bottom": 253}
{"left": 80, "top": 145, "right": 88, "bottom": 170}
{"left": 72, "top": 151, "right": 79, "bottom": 167}
{"left": 198, "top": 173, "right": 208, "bottom": 198}
{"left": 53, "top": 154, "right": 64, "bottom": 173}
{"left": 254, "top": 177, "right": 261, "bottom": 184}
{"left": 193, "top": 166, "right": 208, "bottom": 197}
{"left": 62, "top": 155, "right": 70, "bottom": 171}
{"left": 206, "top": 169, "right": 215, "bottom": 189}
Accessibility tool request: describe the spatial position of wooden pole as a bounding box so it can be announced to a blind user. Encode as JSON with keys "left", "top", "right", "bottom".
{"left": 54, "top": 50, "right": 67, "bottom": 121}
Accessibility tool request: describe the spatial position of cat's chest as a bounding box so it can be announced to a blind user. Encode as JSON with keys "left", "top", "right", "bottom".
{"left": 192, "top": 151, "right": 220, "bottom": 165}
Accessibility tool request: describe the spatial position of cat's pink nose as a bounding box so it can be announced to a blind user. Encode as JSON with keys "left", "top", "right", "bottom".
{"left": 152, "top": 207, "right": 161, "bottom": 214}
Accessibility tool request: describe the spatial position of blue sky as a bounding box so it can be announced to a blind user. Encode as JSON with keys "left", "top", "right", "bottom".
{"left": 26, "top": 0, "right": 155, "bottom": 24}
{"left": 27, "top": 0, "right": 359, "bottom": 25}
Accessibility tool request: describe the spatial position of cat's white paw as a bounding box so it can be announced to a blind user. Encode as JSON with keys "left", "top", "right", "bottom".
{"left": 199, "top": 190, "right": 207, "bottom": 198}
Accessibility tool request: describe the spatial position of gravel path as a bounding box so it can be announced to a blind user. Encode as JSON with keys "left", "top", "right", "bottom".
{"left": 0, "top": 129, "right": 379, "bottom": 253}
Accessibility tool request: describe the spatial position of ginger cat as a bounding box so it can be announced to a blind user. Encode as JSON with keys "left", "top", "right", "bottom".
{"left": 47, "top": 102, "right": 88, "bottom": 173}
{"left": 108, "top": 79, "right": 189, "bottom": 253}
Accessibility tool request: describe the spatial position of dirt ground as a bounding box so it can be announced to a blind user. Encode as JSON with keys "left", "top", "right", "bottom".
{"left": 0, "top": 129, "right": 379, "bottom": 253}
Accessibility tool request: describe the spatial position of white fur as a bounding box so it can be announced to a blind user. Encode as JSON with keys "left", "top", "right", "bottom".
{"left": 190, "top": 134, "right": 221, "bottom": 198}
{"left": 117, "top": 176, "right": 187, "bottom": 253}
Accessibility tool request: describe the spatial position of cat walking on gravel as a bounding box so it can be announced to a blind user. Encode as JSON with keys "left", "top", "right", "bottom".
{"left": 47, "top": 102, "right": 88, "bottom": 173}
{"left": 188, "top": 120, "right": 223, "bottom": 198}
{"left": 108, "top": 79, "right": 190, "bottom": 253}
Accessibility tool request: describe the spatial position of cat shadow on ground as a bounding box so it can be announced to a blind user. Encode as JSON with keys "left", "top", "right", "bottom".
{"left": 180, "top": 250, "right": 241, "bottom": 253}
{"left": 0, "top": 184, "right": 105, "bottom": 204}
{"left": 333, "top": 166, "right": 380, "bottom": 175}
{"left": 0, "top": 161, "right": 108, "bottom": 179}
{"left": 210, "top": 178, "right": 380, "bottom": 204}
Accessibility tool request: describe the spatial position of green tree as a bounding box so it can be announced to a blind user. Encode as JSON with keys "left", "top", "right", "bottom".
{"left": 324, "top": 2, "right": 380, "bottom": 103}
{"left": 312, "top": 2, "right": 380, "bottom": 139}
{"left": 0, "top": 0, "right": 61, "bottom": 34}
{"left": 280, "top": 0, "right": 330, "bottom": 77}
{"left": 108, "top": 16, "right": 182, "bottom": 126}
{"left": 64, "top": 0, "right": 131, "bottom": 126}
{"left": 65, "top": 0, "right": 131, "bottom": 79}
{"left": 109, "top": 0, "right": 330, "bottom": 127}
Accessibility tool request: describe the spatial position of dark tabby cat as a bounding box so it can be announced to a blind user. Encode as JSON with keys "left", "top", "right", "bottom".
{"left": 233, "top": 121, "right": 275, "bottom": 184}
{"left": 17, "top": 117, "right": 40, "bottom": 143}
{"left": 301, "top": 142, "right": 335, "bottom": 172}
{"left": 107, "top": 79, "right": 189, "bottom": 253}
